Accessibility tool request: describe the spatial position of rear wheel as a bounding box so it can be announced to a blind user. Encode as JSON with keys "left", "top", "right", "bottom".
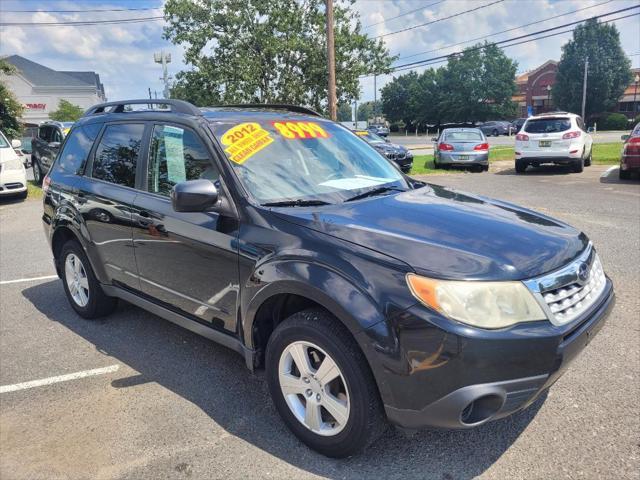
{"left": 60, "top": 240, "right": 117, "bottom": 319}
{"left": 266, "top": 309, "right": 386, "bottom": 458}
{"left": 32, "top": 159, "right": 43, "bottom": 185}
{"left": 572, "top": 157, "right": 584, "bottom": 173}
{"left": 515, "top": 160, "right": 528, "bottom": 173}
{"left": 619, "top": 168, "right": 631, "bottom": 180}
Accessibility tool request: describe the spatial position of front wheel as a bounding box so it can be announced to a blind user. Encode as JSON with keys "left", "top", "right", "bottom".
{"left": 492, "top": 129, "right": 499, "bottom": 137}
{"left": 266, "top": 309, "right": 386, "bottom": 458}
{"left": 584, "top": 150, "right": 592, "bottom": 167}
{"left": 619, "top": 168, "right": 631, "bottom": 180}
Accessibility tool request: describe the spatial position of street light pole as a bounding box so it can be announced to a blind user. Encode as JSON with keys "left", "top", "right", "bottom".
{"left": 581, "top": 57, "right": 588, "bottom": 120}
{"left": 546, "top": 84, "right": 551, "bottom": 111}
{"left": 325, "top": 0, "right": 337, "bottom": 121}
{"left": 634, "top": 74, "right": 639, "bottom": 117}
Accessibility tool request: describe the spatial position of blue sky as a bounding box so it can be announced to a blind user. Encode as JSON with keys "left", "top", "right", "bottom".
{"left": 1, "top": 0, "right": 638, "bottom": 103}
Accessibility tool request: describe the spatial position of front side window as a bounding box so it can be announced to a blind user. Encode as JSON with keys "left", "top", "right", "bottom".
{"left": 92, "top": 123, "right": 144, "bottom": 188}
{"left": 147, "top": 125, "right": 218, "bottom": 197}
{"left": 54, "top": 123, "right": 103, "bottom": 174}
{"left": 39, "top": 126, "right": 51, "bottom": 142}
{"left": 209, "top": 116, "right": 407, "bottom": 204}
{"left": 0, "top": 131, "right": 9, "bottom": 148}
{"left": 52, "top": 128, "right": 63, "bottom": 144}
{"left": 524, "top": 118, "right": 571, "bottom": 133}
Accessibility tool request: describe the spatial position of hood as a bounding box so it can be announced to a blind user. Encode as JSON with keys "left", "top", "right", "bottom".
{"left": 373, "top": 142, "right": 407, "bottom": 154}
{"left": 273, "top": 184, "right": 587, "bottom": 280}
{"left": 0, "top": 147, "right": 19, "bottom": 163}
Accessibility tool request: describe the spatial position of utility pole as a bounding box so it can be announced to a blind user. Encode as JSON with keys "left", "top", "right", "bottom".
{"left": 154, "top": 51, "right": 172, "bottom": 99}
{"left": 581, "top": 57, "right": 588, "bottom": 120}
{"left": 373, "top": 74, "right": 377, "bottom": 121}
{"left": 325, "top": 0, "right": 337, "bottom": 120}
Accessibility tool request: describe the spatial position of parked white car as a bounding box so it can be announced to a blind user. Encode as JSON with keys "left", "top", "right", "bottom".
{"left": 514, "top": 112, "right": 593, "bottom": 173}
{"left": 0, "top": 130, "right": 28, "bottom": 199}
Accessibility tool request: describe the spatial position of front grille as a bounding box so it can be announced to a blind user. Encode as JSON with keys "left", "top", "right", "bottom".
{"left": 385, "top": 152, "right": 397, "bottom": 159}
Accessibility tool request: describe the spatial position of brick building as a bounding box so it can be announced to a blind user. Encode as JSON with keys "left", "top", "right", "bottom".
{"left": 512, "top": 60, "right": 640, "bottom": 120}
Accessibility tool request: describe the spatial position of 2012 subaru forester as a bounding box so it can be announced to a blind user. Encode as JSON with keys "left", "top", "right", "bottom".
{"left": 42, "top": 100, "right": 614, "bottom": 458}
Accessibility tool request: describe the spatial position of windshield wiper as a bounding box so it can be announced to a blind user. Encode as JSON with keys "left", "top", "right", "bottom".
{"left": 344, "top": 186, "right": 405, "bottom": 202}
{"left": 261, "top": 199, "right": 332, "bottom": 207}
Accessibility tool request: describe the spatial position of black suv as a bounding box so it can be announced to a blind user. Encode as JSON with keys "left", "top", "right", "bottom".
{"left": 31, "top": 120, "right": 73, "bottom": 184}
{"left": 43, "top": 99, "right": 614, "bottom": 457}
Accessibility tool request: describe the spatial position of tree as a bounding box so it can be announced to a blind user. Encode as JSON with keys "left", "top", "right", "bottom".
{"left": 49, "top": 99, "right": 84, "bottom": 122}
{"left": 0, "top": 59, "right": 24, "bottom": 139}
{"left": 381, "top": 71, "right": 418, "bottom": 126}
{"left": 439, "top": 42, "right": 517, "bottom": 122}
{"left": 356, "top": 101, "right": 379, "bottom": 121}
{"left": 164, "top": 0, "right": 395, "bottom": 112}
{"left": 337, "top": 102, "right": 352, "bottom": 122}
{"left": 552, "top": 18, "right": 632, "bottom": 119}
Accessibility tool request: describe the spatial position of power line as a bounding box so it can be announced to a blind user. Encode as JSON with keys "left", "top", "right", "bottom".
{"left": 0, "top": 16, "right": 165, "bottom": 27}
{"left": 362, "top": 8, "right": 639, "bottom": 77}
{"left": 396, "top": 0, "right": 613, "bottom": 61}
{"left": 374, "top": 0, "right": 505, "bottom": 39}
{"left": 0, "top": 6, "right": 161, "bottom": 13}
{"left": 362, "top": 1, "right": 445, "bottom": 29}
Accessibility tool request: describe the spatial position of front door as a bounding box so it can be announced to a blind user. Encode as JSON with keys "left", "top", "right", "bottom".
{"left": 132, "top": 123, "right": 239, "bottom": 332}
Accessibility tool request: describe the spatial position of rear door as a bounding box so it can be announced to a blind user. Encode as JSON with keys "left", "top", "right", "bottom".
{"left": 131, "top": 122, "right": 239, "bottom": 332}
{"left": 79, "top": 122, "right": 148, "bottom": 291}
{"left": 43, "top": 127, "right": 64, "bottom": 172}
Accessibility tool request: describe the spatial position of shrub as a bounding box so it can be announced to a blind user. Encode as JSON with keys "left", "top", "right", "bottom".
{"left": 599, "top": 112, "right": 629, "bottom": 131}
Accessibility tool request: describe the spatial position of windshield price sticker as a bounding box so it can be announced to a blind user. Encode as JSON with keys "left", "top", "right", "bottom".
{"left": 355, "top": 131, "right": 369, "bottom": 136}
{"left": 222, "top": 122, "right": 274, "bottom": 164}
{"left": 273, "top": 121, "right": 330, "bottom": 140}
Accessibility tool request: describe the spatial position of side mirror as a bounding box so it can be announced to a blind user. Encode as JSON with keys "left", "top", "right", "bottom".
{"left": 11, "top": 139, "right": 22, "bottom": 149}
{"left": 621, "top": 134, "right": 630, "bottom": 141}
{"left": 171, "top": 179, "right": 219, "bottom": 212}
{"left": 48, "top": 141, "right": 61, "bottom": 148}
{"left": 21, "top": 149, "right": 30, "bottom": 155}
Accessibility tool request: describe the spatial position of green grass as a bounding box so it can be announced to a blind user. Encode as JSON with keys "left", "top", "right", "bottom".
{"left": 592, "top": 142, "right": 623, "bottom": 164}
{"left": 409, "top": 147, "right": 515, "bottom": 175}
{"left": 27, "top": 180, "right": 43, "bottom": 199}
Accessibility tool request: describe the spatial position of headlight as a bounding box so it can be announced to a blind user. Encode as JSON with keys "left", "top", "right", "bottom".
{"left": 2, "top": 159, "right": 24, "bottom": 171}
{"left": 406, "top": 273, "right": 547, "bottom": 329}
{"left": 406, "top": 151, "right": 413, "bottom": 158}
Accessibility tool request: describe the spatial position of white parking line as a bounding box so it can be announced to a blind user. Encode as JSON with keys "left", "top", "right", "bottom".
{"left": 0, "top": 365, "right": 120, "bottom": 393}
{"left": 0, "top": 275, "right": 58, "bottom": 285}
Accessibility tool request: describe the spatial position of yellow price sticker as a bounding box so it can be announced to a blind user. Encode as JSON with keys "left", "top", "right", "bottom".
{"left": 272, "top": 121, "right": 330, "bottom": 140}
{"left": 355, "top": 131, "right": 369, "bottom": 136}
{"left": 221, "top": 122, "right": 274, "bottom": 164}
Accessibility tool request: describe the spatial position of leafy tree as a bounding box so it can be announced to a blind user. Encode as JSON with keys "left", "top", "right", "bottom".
{"left": 0, "top": 59, "right": 24, "bottom": 139}
{"left": 337, "top": 102, "right": 352, "bottom": 121}
{"left": 439, "top": 42, "right": 517, "bottom": 122}
{"left": 381, "top": 71, "right": 418, "bottom": 126}
{"left": 49, "top": 99, "right": 84, "bottom": 122}
{"left": 356, "top": 101, "right": 380, "bottom": 121}
{"left": 164, "top": 0, "right": 395, "bottom": 112}
{"left": 552, "top": 19, "right": 632, "bottom": 119}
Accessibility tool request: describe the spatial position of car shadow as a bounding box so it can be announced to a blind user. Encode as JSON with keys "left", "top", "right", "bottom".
{"left": 495, "top": 164, "right": 576, "bottom": 176}
{"left": 22, "top": 280, "right": 545, "bottom": 479}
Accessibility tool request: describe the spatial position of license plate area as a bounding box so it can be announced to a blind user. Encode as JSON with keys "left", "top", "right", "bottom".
{"left": 456, "top": 155, "right": 470, "bottom": 160}
{"left": 539, "top": 140, "right": 552, "bottom": 147}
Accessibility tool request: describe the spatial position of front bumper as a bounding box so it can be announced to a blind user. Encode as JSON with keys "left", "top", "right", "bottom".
{"left": 0, "top": 169, "right": 27, "bottom": 195}
{"left": 367, "top": 279, "right": 614, "bottom": 430}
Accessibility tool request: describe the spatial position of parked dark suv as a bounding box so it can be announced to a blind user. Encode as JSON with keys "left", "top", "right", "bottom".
{"left": 43, "top": 100, "right": 614, "bottom": 458}
{"left": 31, "top": 120, "right": 73, "bottom": 184}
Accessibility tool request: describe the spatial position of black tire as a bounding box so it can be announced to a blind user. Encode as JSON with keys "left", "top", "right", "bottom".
{"left": 492, "top": 129, "right": 498, "bottom": 137}
{"left": 619, "top": 168, "right": 631, "bottom": 180}
{"left": 266, "top": 309, "right": 386, "bottom": 458}
{"left": 572, "top": 158, "right": 584, "bottom": 173}
{"left": 515, "top": 160, "right": 527, "bottom": 173}
{"left": 433, "top": 157, "right": 440, "bottom": 169}
{"left": 584, "top": 150, "right": 592, "bottom": 167}
{"left": 483, "top": 164, "right": 489, "bottom": 172}
{"left": 59, "top": 240, "right": 117, "bottom": 319}
{"left": 32, "top": 159, "right": 43, "bottom": 186}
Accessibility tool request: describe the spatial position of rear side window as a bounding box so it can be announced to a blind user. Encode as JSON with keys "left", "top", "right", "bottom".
{"left": 92, "top": 123, "right": 144, "bottom": 188}
{"left": 147, "top": 124, "right": 218, "bottom": 197}
{"left": 39, "top": 126, "right": 51, "bottom": 142}
{"left": 524, "top": 118, "right": 571, "bottom": 133}
{"left": 52, "top": 128, "right": 63, "bottom": 144}
{"left": 54, "top": 123, "right": 103, "bottom": 174}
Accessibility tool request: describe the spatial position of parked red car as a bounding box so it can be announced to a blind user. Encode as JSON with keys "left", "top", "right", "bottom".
{"left": 620, "top": 123, "right": 640, "bottom": 180}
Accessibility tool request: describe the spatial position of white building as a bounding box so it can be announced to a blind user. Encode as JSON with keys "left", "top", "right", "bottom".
{"left": 1, "top": 55, "right": 106, "bottom": 126}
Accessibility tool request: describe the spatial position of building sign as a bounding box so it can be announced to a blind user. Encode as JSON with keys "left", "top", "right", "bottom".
{"left": 25, "top": 103, "right": 46, "bottom": 110}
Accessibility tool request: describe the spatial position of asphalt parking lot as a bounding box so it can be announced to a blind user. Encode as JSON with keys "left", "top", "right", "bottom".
{"left": 1, "top": 164, "right": 638, "bottom": 480}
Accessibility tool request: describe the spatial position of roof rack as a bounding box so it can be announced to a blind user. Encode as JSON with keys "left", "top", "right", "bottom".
{"left": 215, "top": 104, "right": 321, "bottom": 117}
{"left": 83, "top": 99, "right": 201, "bottom": 117}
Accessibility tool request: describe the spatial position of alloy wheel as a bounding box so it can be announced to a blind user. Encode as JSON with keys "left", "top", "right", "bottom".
{"left": 64, "top": 253, "right": 90, "bottom": 307}
{"left": 278, "top": 341, "right": 350, "bottom": 436}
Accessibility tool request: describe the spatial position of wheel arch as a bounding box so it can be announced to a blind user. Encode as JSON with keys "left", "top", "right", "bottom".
{"left": 50, "top": 221, "right": 108, "bottom": 283}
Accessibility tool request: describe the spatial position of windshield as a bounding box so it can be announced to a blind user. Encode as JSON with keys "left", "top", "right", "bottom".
{"left": 209, "top": 116, "right": 407, "bottom": 204}
{"left": 0, "top": 131, "right": 9, "bottom": 148}
{"left": 445, "top": 131, "right": 483, "bottom": 142}
{"left": 355, "top": 130, "right": 385, "bottom": 144}
{"left": 524, "top": 118, "right": 571, "bottom": 133}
